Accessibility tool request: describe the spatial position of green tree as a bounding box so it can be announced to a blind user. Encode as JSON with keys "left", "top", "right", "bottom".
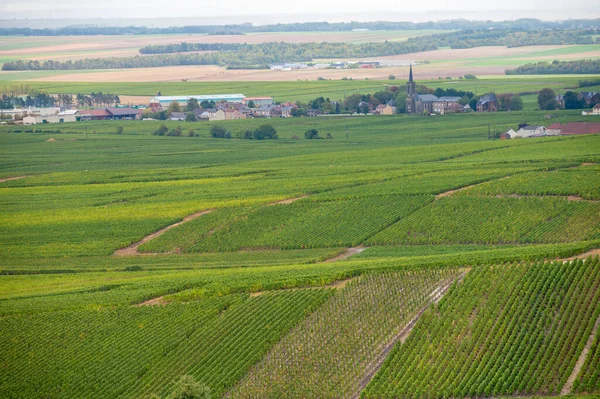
{"left": 168, "top": 101, "right": 182, "bottom": 114}
{"left": 510, "top": 95, "right": 524, "bottom": 111}
{"left": 237, "top": 128, "right": 254, "bottom": 139}
{"left": 116, "top": 126, "right": 124, "bottom": 135}
{"left": 210, "top": 125, "right": 227, "bottom": 138}
{"left": 247, "top": 100, "right": 256, "bottom": 108}
{"left": 343, "top": 93, "right": 363, "bottom": 111}
{"left": 253, "top": 124, "right": 278, "bottom": 140}
{"left": 537, "top": 88, "right": 557, "bottom": 110}
{"left": 563, "top": 91, "right": 585, "bottom": 109}
{"left": 153, "top": 123, "right": 168, "bottom": 136}
{"left": 186, "top": 98, "right": 199, "bottom": 111}
{"left": 169, "top": 375, "right": 210, "bottom": 399}
{"left": 185, "top": 112, "right": 197, "bottom": 122}
{"left": 304, "top": 129, "right": 320, "bottom": 139}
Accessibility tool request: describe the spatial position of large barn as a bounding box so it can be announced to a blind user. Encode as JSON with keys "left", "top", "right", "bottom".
{"left": 149, "top": 94, "right": 246, "bottom": 110}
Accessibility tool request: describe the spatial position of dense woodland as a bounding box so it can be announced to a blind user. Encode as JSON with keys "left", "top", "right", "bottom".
{"left": 1, "top": 18, "right": 600, "bottom": 36}
{"left": 3, "top": 30, "right": 597, "bottom": 71}
{"left": 506, "top": 59, "right": 600, "bottom": 75}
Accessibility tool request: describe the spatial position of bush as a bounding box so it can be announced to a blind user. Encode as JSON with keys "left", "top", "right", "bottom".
{"left": 253, "top": 124, "right": 278, "bottom": 140}
{"left": 168, "top": 126, "right": 182, "bottom": 136}
{"left": 326, "top": 133, "right": 333, "bottom": 139}
{"left": 237, "top": 129, "right": 254, "bottom": 140}
{"left": 388, "top": 75, "right": 396, "bottom": 80}
{"left": 152, "top": 123, "right": 168, "bottom": 136}
{"left": 210, "top": 125, "right": 227, "bottom": 138}
{"left": 188, "top": 129, "right": 195, "bottom": 137}
{"left": 291, "top": 134, "right": 300, "bottom": 140}
{"left": 169, "top": 375, "right": 210, "bottom": 399}
{"left": 116, "top": 126, "right": 124, "bottom": 134}
{"left": 304, "top": 129, "right": 321, "bottom": 139}
{"left": 464, "top": 74, "right": 477, "bottom": 79}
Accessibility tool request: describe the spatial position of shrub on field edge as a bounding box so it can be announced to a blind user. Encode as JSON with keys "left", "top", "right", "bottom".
{"left": 304, "top": 129, "right": 321, "bottom": 139}
{"left": 169, "top": 375, "right": 210, "bottom": 399}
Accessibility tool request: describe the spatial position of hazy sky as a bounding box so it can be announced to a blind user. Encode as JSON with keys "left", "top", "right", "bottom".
{"left": 1, "top": 0, "right": 596, "bottom": 22}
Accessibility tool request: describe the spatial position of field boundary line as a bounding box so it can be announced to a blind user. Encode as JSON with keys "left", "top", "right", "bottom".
{"left": 267, "top": 195, "right": 309, "bottom": 205}
{"left": 561, "top": 249, "right": 600, "bottom": 261}
{"left": 323, "top": 246, "right": 366, "bottom": 262}
{"left": 0, "top": 175, "right": 27, "bottom": 183}
{"left": 353, "top": 269, "right": 469, "bottom": 399}
{"left": 560, "top": 312, "right": 600, "bottom": 395}
{"left": 113, "top": 208, "right": 215, "bottom": 256}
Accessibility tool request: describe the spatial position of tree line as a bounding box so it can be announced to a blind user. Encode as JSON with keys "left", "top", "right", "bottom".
{"left": 506, "top": 59, "right": 600, "bottom": 75}
{"left": 1, "top": 19, "right": 599, "bottom": 36}
{"left": 4, "top": 29, "right": 596, "bottom": 71}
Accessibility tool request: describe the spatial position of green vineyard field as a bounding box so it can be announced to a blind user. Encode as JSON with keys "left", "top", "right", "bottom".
{"left": 364, "top": 258, "right": 600, "bottom": 398}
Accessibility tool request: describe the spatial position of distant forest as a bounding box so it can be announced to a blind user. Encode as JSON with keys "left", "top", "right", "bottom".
{"left": 3, "top": 29, "right": 597, "bottom": 71}
{"left": 0, "top": 18, "right": 600, "bottom": 36}
{"left": 138, "top": 30, "right": 597, "bottom": 55}
{"left": 506, "top": 59, "right": 600, "bottom": 75}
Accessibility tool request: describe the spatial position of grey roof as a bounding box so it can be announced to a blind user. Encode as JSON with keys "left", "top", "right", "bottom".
{"left": 521, "top": 126, "right": 545, "bottom": 130}
{"left": 107, "top": 107, "right": 139, "bottom": 116}
{"left": 417, "top": 94, "right": 438, "bottom": 102}
{"left": 437, "top": 96, "right": 461, "bottom": 102}
{"left": 477, "top": 93, "right": 497, "bottom": 104}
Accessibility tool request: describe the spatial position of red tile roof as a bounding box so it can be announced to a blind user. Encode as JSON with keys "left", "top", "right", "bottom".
{"left": 87, "top": 109, "right": 111, "bottom": 117}
{"left": 559, "top": 122, "right": 600, "bottom": 135}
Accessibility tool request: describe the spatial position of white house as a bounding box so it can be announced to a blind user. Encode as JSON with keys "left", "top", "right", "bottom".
{"left": 515, "top": 126, "right": 546, "bottom": 138}
{"left": 593, "top": 103, "right": 600, "bottom": 115}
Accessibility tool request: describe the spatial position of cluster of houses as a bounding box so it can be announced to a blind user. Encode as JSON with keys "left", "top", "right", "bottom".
{"left": 10, "top": 107, "right": 141, "bottom": 125}
{"left": 501, "top": 121, "right": 600, "bottom": 139}
{"left": 406, "top": 66, "right": 497, "bottom": 114}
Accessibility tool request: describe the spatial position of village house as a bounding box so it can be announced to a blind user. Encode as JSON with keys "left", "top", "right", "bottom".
{"left": 433, "top": 97, "right": 462, "bottom": 114}
{"left": 515, "top": 125, "right": 546, "bottom": 138}
{"left": 593, "top": 103, "right": 600, "bottom": 115}
{"left": 306, "top": 109, "right": 324, "bottom": 117}
{"left": 477, "top": 93, "right": 498, "bottom": 112}
{"left": 500, "top": 129, "right": 517, "bottom": 140}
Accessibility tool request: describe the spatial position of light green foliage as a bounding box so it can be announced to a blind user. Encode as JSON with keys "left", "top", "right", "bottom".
{"left": 0, "top": 289, "right": 332, "bottom": 398}
{"left": 459, "top": 164, "right": 600, "bottom": 200}
{"left": 368, "top": 196, "right": 600, "bottom": 245}
{"left": 168, "top": 195, "right": 430, "bottom": 252}
{"left": 230, "top": 269, "right": 462, "bottom": 398}
{"left": 170, "top": 375, "right": 210, "bottom": 399}
{"left": 364, "top": 259, "right": 600, "bottom": 398}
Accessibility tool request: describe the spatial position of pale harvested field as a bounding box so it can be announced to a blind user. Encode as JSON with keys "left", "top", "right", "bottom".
{"left": 0, "top": 30, "right": 441, "bottom": 62}
{"left": 11, "top": 45, "right": 600, "bottom": 83}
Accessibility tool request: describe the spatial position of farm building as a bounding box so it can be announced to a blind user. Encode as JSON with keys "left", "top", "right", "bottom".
{"left": 149, "top": 95, "right": 246, "bottom": 110}
{"left": 243, "top": 97, "right": 274, "bottom": 107}
{"left": 549, "top": 122, "right": 600, "bottom": 135}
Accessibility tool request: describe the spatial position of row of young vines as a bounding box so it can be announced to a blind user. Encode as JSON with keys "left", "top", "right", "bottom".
{"left": 363, "top": 258, "right": 600, "bottom": 398}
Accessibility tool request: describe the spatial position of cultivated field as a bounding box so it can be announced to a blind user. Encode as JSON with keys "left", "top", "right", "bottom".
{"left": 1, "top": 109, "right": 600, "bottom": 398}
{"left": 0, "top": 30, "right": 446, "bottom": 65}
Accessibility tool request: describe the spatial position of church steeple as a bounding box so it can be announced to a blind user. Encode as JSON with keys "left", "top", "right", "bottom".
{"left": 406, "top": 64, "right": 417, "bottom": 114}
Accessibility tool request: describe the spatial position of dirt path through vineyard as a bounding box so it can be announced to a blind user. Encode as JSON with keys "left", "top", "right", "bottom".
{"left": 113, "top": 209, "right": 214, "bottom": 256}
{"left": 0, "top": 176, "right": 27, "bottom": 183}
{"left": 353, "top": 270, "right": 469, "bottom": 398}
{"left": 561, "top": 313, "right": 600, "bottom": 395}
{"left": 324, "top": 246, "right": 366, "bottom": 262}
